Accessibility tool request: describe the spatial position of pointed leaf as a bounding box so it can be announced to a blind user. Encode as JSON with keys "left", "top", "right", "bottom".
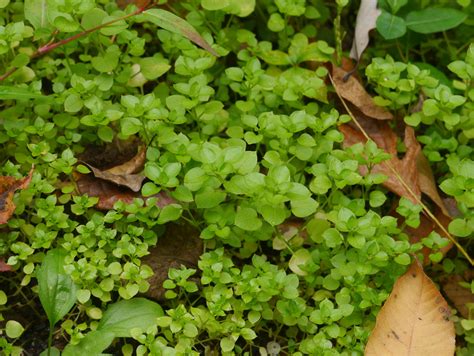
{"left": 0, "top": 86, "right": 44, "bottom": 100}
{"left": 141, "top": 9, "right": 218, "bottom": 56}
{"left": 37, "top": 249, "right": 77, "bottom": 326}
{"left": 406, "top": 8, "right": 467, "bottom": 34}
{"left": 365, "top": 260, "right": 455, "bottom": 355}
{"left": 62, "top": 330, "right": 115, "bottom": 356}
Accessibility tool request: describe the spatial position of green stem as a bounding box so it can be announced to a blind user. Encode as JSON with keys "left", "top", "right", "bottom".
{"left": 47, "top": 322, "right": 54, "bottom": 356}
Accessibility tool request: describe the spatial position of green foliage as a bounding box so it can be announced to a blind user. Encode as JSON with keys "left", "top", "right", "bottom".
{"left": 0, "top": 0, "right": 472, "bottom": 354}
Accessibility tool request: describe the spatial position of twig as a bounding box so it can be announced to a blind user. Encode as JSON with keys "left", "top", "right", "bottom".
{"left": 328, "top": 72, "right": 473, "bottom": 266}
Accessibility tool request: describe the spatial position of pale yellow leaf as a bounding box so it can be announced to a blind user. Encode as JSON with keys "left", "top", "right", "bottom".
{"left": 365, "top": 260, "right": 455, "bottom": 356}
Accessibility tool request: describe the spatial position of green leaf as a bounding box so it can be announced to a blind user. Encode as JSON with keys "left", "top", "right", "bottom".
{"left": 6, "top": 320, "right": 24, "bottom": 338}
{"left": 24, "top": 0, "right": 50, "bottom": 29}
{"left": 141, "top": 9, "right": 218, "bottom": 56}
{"left": 220, "top": 336, "right": 236, "bottom": 352}
{"left": 291, "top": 197, "right": 318, "bottom": 218}
{"left": 235, "top": 207, "right": 262, "bottom": 231}
{"left": 386, "top": 0, "right": 408, "bottom": 14}
{"left": 62, "top": 330, "right": 115, "bottom": 356}
{"left": 195, "top": 190, "right": 226, "bottom": 209}
{"left": 97, "top": 298, "right": 164, "bottom": 337}
{"left": 376, "top": 11, "right": 406, "bottom": 40}
{"left": 406, "top": 8, "right": 467, "bottom": 34}
{"left": 0, "top": 86, "right": 44, "bottom": 100}
{"left": 37, "top": 249, "right": 77, "bottom": 326}
{"left": 369, "top": 191, "right": 387, "bottom": 207}
{"left": 157, "top": 204, "right": 183, "bottom": 224}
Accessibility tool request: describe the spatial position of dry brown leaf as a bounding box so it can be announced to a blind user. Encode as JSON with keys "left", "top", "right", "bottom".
{"left": 442, "top": 275, "right": 474, "bottom": 319}
{"left": 85, "top": 146, "right": 146, "bottom": 192}
{"left": 416, "top": 153, "right": 450, "bottom": 217}
{"left": 365, "top": 260, "right": 455, "bottom": 355}
{"left": 332, "top": 66, "right": 393, "bottom": 120}
{"left": 0, "top": 168, "right": 33, "bottom": 224}
{"left": 350, "top": 0, "right": 381, "bottom": 61}
{"left": 75, "top": 173, "right": 174, "bottom": 210}
{"left": 340, "top": 122, "right": 421, "bottom": 204}
{"left": 143, "top": 223, "right": 202, "bottom": 300}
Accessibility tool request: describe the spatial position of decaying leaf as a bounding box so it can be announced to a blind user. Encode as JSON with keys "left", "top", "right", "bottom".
{"left": 442, "top": 274, "right": 474, "bottom": 319}
{"left": 75, "top": 173, "right": 174, "bottom": 210}
{"left": 143, "top": 223, "right": 203, "bottom": 300}
{"left": 0, "top": 168, "right": 33, "bottom": 224}
{"left": 365, "top": 260, "right": 455, "bottom": 355}
{"left": 340, "top": 122, "right": 421, "bottom": 204}
{"left": 332, "top": 66, "right": 393, "bottom": 120}
{"left": 85, "top": 146, "right": 146, "bottom": 192}
{"left": 350, "top": 0, "right": 382, "bottom": 61}
{"left": 416, "top": 153, "right": 450, "bottom": 217}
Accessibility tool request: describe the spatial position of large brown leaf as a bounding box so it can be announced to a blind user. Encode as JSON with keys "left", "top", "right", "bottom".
{"left": 0, "top": 168, "right": 33, "bottom": 224}
{"left": 332, "top": 66, "right": 393, "bottom": 120}
{"left": 365, "top": 260, "right": 455, "bottom": 355}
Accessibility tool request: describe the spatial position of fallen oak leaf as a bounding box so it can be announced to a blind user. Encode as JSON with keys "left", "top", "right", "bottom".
{"left": 84, "top": 146, "right": 146, "bottom": 192}
{"left": 365, "top": 259, "right": 455, "bottom": 355}
{"left": 350, "top": 0, "right": 382, "bottom": 62}
{"left": 332, "top": 65, "right": 393, "bottom": 120}
{"left": 0, "top": 167, "right": 34, "bottom": 224}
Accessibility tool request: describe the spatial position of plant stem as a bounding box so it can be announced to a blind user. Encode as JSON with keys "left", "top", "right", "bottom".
{"left": 0, "top": 6, "right": 148, "bottom": 82}
{"left": 47, "top": 322, "right": 53, "bottom": 356}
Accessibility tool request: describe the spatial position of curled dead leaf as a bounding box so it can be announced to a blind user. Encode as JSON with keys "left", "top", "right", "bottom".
{"left": 365, "top": 260, "right": 455, "bottom": 355}
{"left": 332, "top": 65, "right": 393, "bottom": 120}
{"left": 0, "top": 167, "right": 33, "bottom": 224}
{"left": 84, "top": 146, "right": 146, "bottom": 192}
{"left": 350, "top": 0, "right": 381, "bottom": 61}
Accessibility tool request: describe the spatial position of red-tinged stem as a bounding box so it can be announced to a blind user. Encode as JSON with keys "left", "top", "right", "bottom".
{"left": 0, "top": 5, "right": 151, "bottom": 82}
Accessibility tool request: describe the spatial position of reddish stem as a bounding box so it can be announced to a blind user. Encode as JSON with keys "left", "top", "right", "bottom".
{"left": 0, "top": 5, "right": 149, "bottom": 82}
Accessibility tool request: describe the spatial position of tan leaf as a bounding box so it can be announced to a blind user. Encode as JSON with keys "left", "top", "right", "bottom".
{"left": 0, "top": 167, "right": 34, "bottom": 224}
{"left": 332, "top": 66, "right": 393, "bottom": 120}
{"left": 365, "top": 260, "right": 455, "bottom": 355}
{"left": 340, "top": 122, "right": 421, "bottom": 203}
{"left": 350, "top": 0, "right": 381, "bottom": 61}
{"left": 442, "top": 275, "right": 474, "bottom": 319}
{"left": 0, "top": 258, "right": 12, "bottom": 272}
{"left": 85, "top": 146, "right": 146, "bottom": 192}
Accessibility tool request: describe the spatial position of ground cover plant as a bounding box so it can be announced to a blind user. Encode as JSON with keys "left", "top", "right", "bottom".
{"left": 0, "top": 0, "right": 473, "bottom": 355}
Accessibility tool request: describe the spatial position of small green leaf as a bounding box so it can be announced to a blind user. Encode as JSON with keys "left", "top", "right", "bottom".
{"left": 195, "top": 190, "right": 226, "bottom": 209}
{"left": 141, "top": 9, "right": 218, "bottom": 56}
{"left": 376, "top": 11, "right": 406, "bottom": 40}
{"left": 369, "top": 191, "right": 387, "bottom": 207}
{"left": 406, "top": 8, "right": 467, "bottom": 34}
{"left": 235, "top": 207, "right": 262, "bottom": 231}
{"left": 37, "top": 249, "right": 77, "bottom": 326}
{"left": 157, "top": 204, "right": 183, "bottom": 224}
{"left": 6, "top": 320, "right": 24, "bottom": 338}
{"left": 220, "top": 336, "right": 236, "bottom": 352}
